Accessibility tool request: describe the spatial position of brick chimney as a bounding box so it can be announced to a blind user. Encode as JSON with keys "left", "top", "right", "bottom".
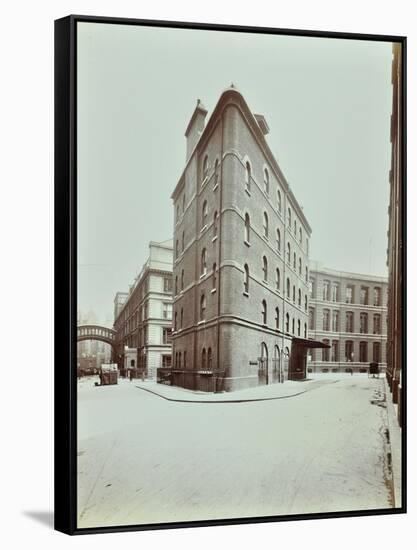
{"left": 185, "top": 99, "right": 208, "bottom": 161}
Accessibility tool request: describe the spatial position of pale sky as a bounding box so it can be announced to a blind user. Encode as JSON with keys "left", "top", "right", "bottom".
{"left": 77, "top": 22, "right": 393, "bottom": 324}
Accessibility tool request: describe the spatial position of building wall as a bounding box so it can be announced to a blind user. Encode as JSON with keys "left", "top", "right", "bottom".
{"left": 386, "top": 43, "right": 403, "bottom": 421}
{"left": 171, "top": 89, "right": 311, "bottom": 391}
{"left": 308, "top": 263, "right": 388, "bottom": 373}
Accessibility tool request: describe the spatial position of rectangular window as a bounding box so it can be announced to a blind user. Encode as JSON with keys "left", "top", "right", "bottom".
{"left": 345, "top": 285, "right": 353, "bottom": 303}
{"left": 162, "top": 355, "right": 172, "bottom": 368}
{"left": 162, "top": 327, "right": 172, "bottom": 344}
{"left": 360, "top": 286, "right": 369, "bottom": 305}
{"left": 345, "top": 341, "right": 353, "bottom": 362}
{"left": 322, "top": 340, "right": 330, "bottom": 361}
{"left": 323, "top": 280, "right": 330, "bottom": 301}
{"left": 323, "top": 309, "right": 330, "bottom": 331}
{"left": 360, "top": 312, "right": 368, "bottom": 334}
{"left": 164, "top": 277, "right": 173, "bottom": 293}
{"left": 162, "top": 303, "right": 173, "bottom": 320}
{"left": 332, "top": 311, "right": 339, "bottom": 332}
{"left": 373, "top": 314, "right": 381, "bottom": 334}
{"left": 346, "top": 312, "right": 354, "bottom": 333}
{"left": 359, "top": 341, "right": 368, "bottom": 362}
{"left": 331, "top": 340, "right": 339, "bottom": 362}
{"left": 373, "top": 287, "right": 381, "bottom": 306}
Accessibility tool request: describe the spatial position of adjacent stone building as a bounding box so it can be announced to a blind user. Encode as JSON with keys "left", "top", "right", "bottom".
{"left": 113, "top": 240, "right": 174, "bottom": 379}
{"left": 308, "top": 262, "right": 388, "bottom": 373}
{"left": 171, "top": 87, "right": 316, "bottom": 392}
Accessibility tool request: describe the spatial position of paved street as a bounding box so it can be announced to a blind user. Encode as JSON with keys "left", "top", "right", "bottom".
{"left": 77, "top": 375, "right": 395, "bottom": 529}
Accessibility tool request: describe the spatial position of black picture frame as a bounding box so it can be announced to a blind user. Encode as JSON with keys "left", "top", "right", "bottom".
{"left": 54, "top": 14, "right": 407, "bottom": 535}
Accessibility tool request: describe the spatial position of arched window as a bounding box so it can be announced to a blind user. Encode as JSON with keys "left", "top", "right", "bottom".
{"left": 175, "top": 275, "right": 178, "bottom": 295}
{"left": 244, "top": 264, "right": 249, "bottom": 294}
{"left": 181, "top": 269, "right": 184, "bottom": 291}
{"left": 180, "top": 308, "right": 183, "bottom": 329}
{"left": 214, "top": 159, "right": 219, "bottom": 186}
{"left": 262, "top": 300, "right": 267, "bottom": 325}
{"left": 207, "top": 348, "right": 213, "bottom": 370}
{"left": 298, "top": 257, "right": 302, "bottom": 275}
{"left": 299, "top": 227, "right": 302, "bottom": 243}
{"left": 244, "top": 213, "right": 250, "bottom": 243}
{"left": 202, "top": 200, "right": 208, "bottom": 227}
{"left": 287, "top": 242, "right": 291, "bottom": 263}
{"left": 262, "top": 256, "right": 268, "bottom": 282}
{"left": 293, "top": 252, "right": 296, "bottom": 269}
{"left": 276, "top": 268, "right": 280, "bottom": 291}
{"left": 298, "top": 288, "right": 302, "bottom": 306}
{"left": 286, "top": 277, "right": 290, "bottom": 298}
{"left": 294, "top": 219, "right": 297, "bottom": 235}
{"left": 288, "top": 207, "right": 292, "bottom": 228}
{"left": 200, "top": 294, "right": 206, "bottom": 320}
{"left": 245, "top": 161, "right": 251, "bottom": 192}
{"left": 202, "top": 348, "right": 207, "bottom": 369}
{"left": 201, "top": 248, "right": 207, "bottom": 275}
{"left": 297, "top": 319, "right": 301, "bottom": 336}
{"left": 292, "top": 318, "right": 295, "bottom": 334}
{"left": 276, "top": 229, "right": 281, "bottom": 253}
{"left": 264, "top": 168, "right": 270, "bottom": 195}
{"left": 285, "top": 313, "right": 290, "bottom": 332}
{"left": 175, "top": 239, "right": 179, "bottom": 259}
{"left": 304, "top": 323, "right": 307, "bottom": 338}
{"left": 212, "top": 263, "right": 217, "bottom": 290}
{"left": 203, "top": 155, "right": 209, "bottom": 181}
{"left": 305, "top": 266, "right": 308, "bottom": 282}
{"left": 304, "top": 294, "right": 308, "bottom": 311}
{"left": 174, "top": 311, "right": 178, "bottom": 331}
{"left": 181, "top": 230, "right": 185, "bottom": 252}
{"left": 263, "top": 212, "right": 269, "bottom": 239}
{"left": 213, "top": 211, "right": 218, "bottom": 238}
{"left": 182, "top": 193, "right": 185, "bottom": 213}
{"left": 277, "top": 189, "right": 282, "bottom": 212}
{"left": 275, "top": 307, "right": 280, "bottom": 329}
{"left": 293, "top": 285, "right": 296, "bottom": 303}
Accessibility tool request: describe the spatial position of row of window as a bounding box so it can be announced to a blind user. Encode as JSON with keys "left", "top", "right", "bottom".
{"left": 309, "top": 278, "right": 383, "bottom": 306}
{"left": 309, "top": 308, "right": 383, "bottom": 334}
{"left": 312, "top": 340, "right": 382, "bottom": 363}
{"left": 174, "top": 347, "right": 214, "bottom": 370}
{"left": 244, "top": 161, "right": 308, "bottom": 251}
{"left": 244, "top": 213, "right": 308, "bottom": 280}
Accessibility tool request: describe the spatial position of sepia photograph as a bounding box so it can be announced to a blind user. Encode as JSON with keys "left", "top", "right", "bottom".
{"left": 56, "top": 16, "right": 405, "bottom": 533}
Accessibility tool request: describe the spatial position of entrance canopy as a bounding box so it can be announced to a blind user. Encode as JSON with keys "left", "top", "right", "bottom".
{"left": 292, "top": 337, "right": 331, "bottom": 349}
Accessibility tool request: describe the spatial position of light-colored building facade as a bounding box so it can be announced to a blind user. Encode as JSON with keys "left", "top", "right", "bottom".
{"left": 113, "top": 240, "right": 174, "bottom": 379}
{"left": 171, "top": 88, "right": 312, "bottom": 392}
{"left": 308, "top": 262, "right": 388, "bottom": 373}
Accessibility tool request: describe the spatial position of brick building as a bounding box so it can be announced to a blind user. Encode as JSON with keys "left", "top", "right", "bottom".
{"left": 308, "top": 262, "right": 388, "bottom": 373}
{"left": 386, "top": 42, "right": 404, "bottom": 424}
{"left": 170, "top": 87, "right": 320, "bottom": 392}
{"left": 113, "top": 240, "right": 174, "bottom": 379}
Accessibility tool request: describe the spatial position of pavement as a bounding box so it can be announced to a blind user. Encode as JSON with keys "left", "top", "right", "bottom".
{"left": 77, "top": 373, "right": 397, "bottom": 529}
{"left": 133, "top": 378, "right": 325, "bottom": 402}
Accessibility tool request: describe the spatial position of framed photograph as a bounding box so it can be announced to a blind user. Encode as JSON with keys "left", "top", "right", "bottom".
{"left": 55, "top": 15, "right": 406, "bottom": 535}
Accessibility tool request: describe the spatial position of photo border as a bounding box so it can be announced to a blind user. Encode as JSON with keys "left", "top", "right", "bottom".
{"left": 54, "top": 14, "right": 407, "bottom": 535}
